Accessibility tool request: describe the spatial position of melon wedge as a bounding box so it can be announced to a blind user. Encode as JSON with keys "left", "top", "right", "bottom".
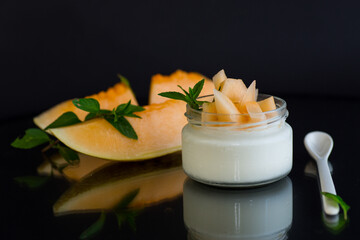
{"left": 237, "top": 80, "right": 257, "bottom": 113}
{"left": 245, "top": 101, "right": 266, "bottom": 122}
{"left": 201, "top": 102, "right": 217, "bottom": 122}
{"left": 149, "top": 70, "right": 214, "bottom": 104}
{"left": 34, "top": 82, "right": 137, "bottom": 130}
{"left": 258, "top": 96, "right": 277, "bottom": 119}
{"left": 37, "top": 153, "right": 114, "bottom": 181}
{"left": 213, "top": 69, "right": 227, "bottom": 90}
{"left": 49, "top": 100, "right": 187, "bottom": 161}
{"left": 220, "top": 78, "right": 247, "bottom": 102}
{"left": 213, "top": 89, "right": 240, "bottom": 122}
{"left": 53, "top": 152, "right": 186, "bottom": 215}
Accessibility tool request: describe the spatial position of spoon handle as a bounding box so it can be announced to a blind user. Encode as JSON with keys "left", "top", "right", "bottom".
{"left": 317, "top": 159, "right": 340, "bottom": 215}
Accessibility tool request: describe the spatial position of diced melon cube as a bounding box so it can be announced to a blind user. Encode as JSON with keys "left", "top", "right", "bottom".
{"left": 201, "top": 102, "right": 217, "bottom": 122}
{"left": 257, "top": 96, "right": 277, "bottom": 119}
{"left": 213, "top": 89, "right": 240, "bottom": 122}
{"left": 220, "top": 78, "right": 247, "bottom": 102}
{"left": 258, "top": 96, "right": 276, "bottom": 112}
{"left": 245, "top": 101, "right": 266, "bottom": 124}
{"left": 213, "top": 69, "right": 227, "bottom": 90}
{"left": 237, "top": 80, "right": 257, "bottom": 113}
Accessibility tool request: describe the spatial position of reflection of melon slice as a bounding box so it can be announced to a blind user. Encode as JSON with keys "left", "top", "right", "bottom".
{"left": 213, "top": 89, "right": 240, "bottom": 122}
{"left": 53, "top": 152, "right": 186, "bottom": 215}
{"left": 220, "top": 78, "right": 247, "bottom": 102}
{"left": 37, "top": 153, "right": 114, "bottom": 181}
{"left": 212, "top": 69, "right": 227, "bottom": 90}
{"left": 34, "top": 82, "right": 137, "bottom": 130}
{"left": 149, "top": 70, "right": 214, "bottom": 104}
{"left": 237, "top": 80, "right": 256, "bottom": 113}
{"left": 50, "top": 100, "right": 187, "bottom": 161}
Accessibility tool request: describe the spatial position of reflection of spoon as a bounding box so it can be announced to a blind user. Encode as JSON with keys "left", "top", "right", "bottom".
{"left": 304, "top": 131, "right": 340, "bottom": 216}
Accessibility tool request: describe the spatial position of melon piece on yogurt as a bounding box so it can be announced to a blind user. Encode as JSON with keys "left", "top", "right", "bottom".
{"left": 213, "top": 89, "right": 240, "bottom": 122}
{"left": 258, "top": 96, "right": 277, "bottom": 118}
{"left": 220, "top": 78, "right": 247, "bottom": 102}
{"left": 237, "top": 80, "right": 257, "bottom": 113}
{"left": 245, "top": 101, "right": 266, "bottom": 122}
{"left": 212, "top": 69, "right": 227, "bottom": 90}
{"left": 201, "top": 102, "right": 218, "bottom": 122}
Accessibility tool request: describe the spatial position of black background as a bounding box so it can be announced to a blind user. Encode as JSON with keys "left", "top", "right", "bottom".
{"left": 2, "top": 1, "right": 360, "bottom": 239}
{"left": 1, "top": 0, "right": 360, "bottom": 120}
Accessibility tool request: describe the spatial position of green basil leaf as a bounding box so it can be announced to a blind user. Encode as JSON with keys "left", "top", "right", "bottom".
{"left": 14, "top": 175, "right": 49, "bottom": 189}
{"left": 125, "top": 104, "right": 145, "bottom": 114}
{"left": 158, "top": 92, "right": 187, "bottom": 101}
{"left": 79, "top": 212, "right": 106, "bottom": 239}
{"left": 11, "top": 128, "right": 50, "bottom": 149}
{"left": 106, "top": 116, "right": 138, "bottom": 140}
{"left": 117, "top": 74, "right": 131, "bottom": 89}
{"left": 45, "top": 112, "right": 81, "bottom": 130}
{"left": 56, "top": 145, "right": 79, "bottom": 164}
{"left": 73, "top": 98, "right": 100, "bottom": 113}
{"left": 116, "top": 100, "right": 131, "bottom": 114}
{"left": 192, "top": 79, "right": 205, "bottom": 99}
{"left": 322, "top": 192, "right": 350, "bottom": 220}
{"left": 114, "top": 189, "right": 140, "bottom": 211}
{"left": 85, "top": 112, "right": 97, "bottom": 121}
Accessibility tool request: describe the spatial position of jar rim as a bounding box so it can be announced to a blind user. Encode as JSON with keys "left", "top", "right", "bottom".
{"left": 185, "top": 93, "right": 288, "bottom": 128}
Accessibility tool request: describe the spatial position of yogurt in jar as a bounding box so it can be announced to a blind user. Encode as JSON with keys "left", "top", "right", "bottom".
{"left": 182, "top": 94, "right": 293, "bottom": 187}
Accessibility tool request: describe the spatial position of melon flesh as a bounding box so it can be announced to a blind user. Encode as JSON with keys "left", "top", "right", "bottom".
{"left": 258, "top": 96, "right": 277, "bottom": 119}
{"left": 149, "top": 70, "right": 214, "bottom": 104}
{"left": 213, "top": 89, "right": 240, "bottom": 122}
{"left": 34, "top": 82, "right": 137, "bottom": 130}
{"left": 213, "top": 69, "right": 227, "bottom": 90}
{"left": 237, "top": 80, "right": 257, "bottom": 113}
{"left": 220, "top": 78, "right": 247, "bottom": 102}
{"left": 201, "top": 102, "right": 217, "bottom": 122}
{"left": 53, "top": 152, "right": 186, "bottom": 215}
{"left": 245, "top": 101, "right": 266, "bottom": 122}
{"left": 50, "top": 100, "right": 187, "bottom": 161}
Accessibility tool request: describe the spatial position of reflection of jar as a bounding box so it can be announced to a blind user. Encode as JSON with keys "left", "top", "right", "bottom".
{"left": 183, "top": 177, "right": 293, "bottom": 240}
{"left": 182, "top": 94, "right": 293, "bottom": 187}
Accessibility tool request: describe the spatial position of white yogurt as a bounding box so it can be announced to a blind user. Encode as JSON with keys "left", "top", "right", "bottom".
{"left": 182, "top": 94, "right": 293, "bottom": 187}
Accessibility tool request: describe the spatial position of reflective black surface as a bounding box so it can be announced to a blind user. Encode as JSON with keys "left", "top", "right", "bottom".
{"left": 2, "top": 96, "right": 360, "bottom": 239}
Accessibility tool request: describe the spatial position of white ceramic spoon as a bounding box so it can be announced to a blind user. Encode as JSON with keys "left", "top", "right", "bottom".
{"left": 304, "top": 131, "right": 340, "bottom": 216}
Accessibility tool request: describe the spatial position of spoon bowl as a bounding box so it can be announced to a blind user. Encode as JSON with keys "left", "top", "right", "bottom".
{"left": 304, "top": 131, "right": 333, "bottom": 161}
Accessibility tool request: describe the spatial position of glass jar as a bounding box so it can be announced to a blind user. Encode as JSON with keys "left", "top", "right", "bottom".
{"left": 182, "top": 94, "right": 293, "bottom": 187}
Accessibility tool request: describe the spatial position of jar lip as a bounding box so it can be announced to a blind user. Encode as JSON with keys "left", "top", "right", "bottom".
{"left": 185, "top": 93, "right": 288, "bottom": 128}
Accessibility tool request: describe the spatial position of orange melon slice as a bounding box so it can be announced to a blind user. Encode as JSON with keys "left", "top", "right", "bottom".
{"left": 213, "top": 89, "right": 240, "bottom": 122}
{"left": 149, "top": 70, "right": 214, "bottom": 104}
{"left": 49, "top": 100, "right": 187, "bottom": 161}
{"left": 220, "top": 78, "right": 247, "bottom": 102}
{"left": 258, "top": 96, "right": 276, "bottom": 112}
{"left": 245, "top": 101, "right": 266, "bottom": 122}
{"left": 258, "top": 96, "right": 277, "bottom": 119}
{"left": 237, "top": 80, "right": 257, "bottom": 113}
{"left": 201, "top": 102, "right": 217, "bottom": 122}
{"left": 53, "top": 152, "right": 186, "bottom": 215}
{"left": 213, "top": 69, "right": 227, "bottom": 90}
{"left": 34, "top": 82, "right": 137, "bottom": 130}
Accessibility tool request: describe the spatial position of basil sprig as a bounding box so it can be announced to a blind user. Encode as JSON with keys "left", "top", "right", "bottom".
{"left": 158, "top": 79, "right": 207, "bottom": 110}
